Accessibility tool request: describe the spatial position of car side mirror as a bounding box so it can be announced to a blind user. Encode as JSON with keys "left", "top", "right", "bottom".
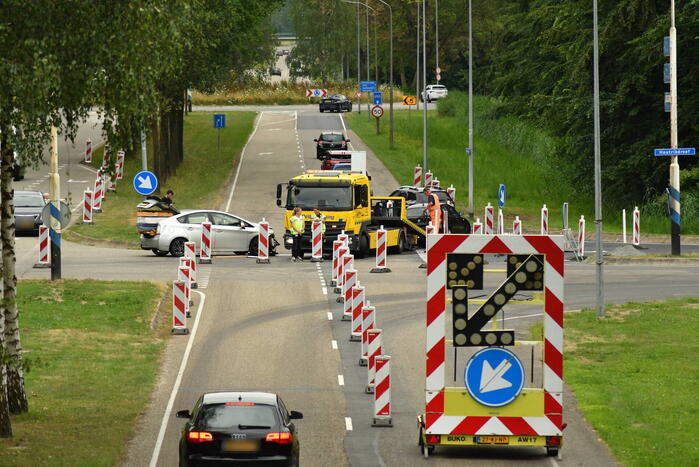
{"left": 289, "top": 410, "right": 303, "bottom": 420}
{"left": 176, "top": 410, "right": 191, "bottom": 419}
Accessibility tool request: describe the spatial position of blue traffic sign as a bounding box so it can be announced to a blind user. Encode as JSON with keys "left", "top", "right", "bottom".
{"left": 465, "top": 347, "right": 524, "bottom": 407}
{"left": 373, "top": 92, "right": 383, "bottom": 106}
{"left": 213, "top": 114, "right": 226, "bottom": 129}
{"left": 360, "top": 80, "right": 377, "bottom": 93}
{"left": 133, "top": 170, "right": 158, "bottom": 196}
{"left": 498, "top": 184, "right": 506, "bottom": 208}
{"left": 654, "top": 148, "right": 695, "bottom": 156}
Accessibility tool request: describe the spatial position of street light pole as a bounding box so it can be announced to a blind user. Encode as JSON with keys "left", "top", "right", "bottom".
{"left": 422, "top": 0, "right": 428, "bottom": 173}
{"left": 366, "top": 0, "right": 371, "bottom": 121}
{"left": 669, "top": 0, "right": 681, "bottom": 256}
{"left": 592, "top": 0, "right": 604, "bottom": 318}
{"left": 435, "top": 0, "right": 439, "bottom": 83}
{"left": 416, "top": 1, "right": 420, "bottom": 112}
{"left": 357, "top": 3, "right": 361, "bottom": 114}
{"left": 467, "top": 0, "right": 474, "bottom": 218}
{"left": 375, "top": 0, "right": 394, "bottom": 148}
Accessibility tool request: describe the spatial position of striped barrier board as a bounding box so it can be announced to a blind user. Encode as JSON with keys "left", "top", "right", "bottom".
{"left": 484, "top": 204, "right": 493, "bottom": 235}
{"left": 184, "top": 242, "right": 198, "bottom": 288}
{"left": 85, "top": 139, "right": 92, "bottom": 163}
{"left": 370, "top": 226, "right": 391, "bottom": 273}
{"left": 366, "top": 328, "right": 382, "bottom": 393}
{"left": 311, "top": 220, "right": 323, "bottom": 262}
{"left": 342, "top": 269, "right": 357, "bottom": 321}
{"left": 257, "top": 219, "right": 270, "bottom": 264}
{"left": 82, "top": 190, "right": 93, "bottom": 224}
{"left": 473, "top": 219, "right": 482, "bottom": 234}
{"left": 541, "top": 204, "right": 549, "bottom": 235}
{"left": 360, "top": 304, "right": 375, "bottom": 366}
{"left": 200, "top": 222, "right": 212, "bottom": 264}
{"left": 372, "top": 355, "right": 392, "bottom": 427}
{"left": 632, "top": 207, "right": 640, "bottom": 246}
{"left": 331, "top": 240, "right": 342, "bottom": 286}
{"left": 171, "top": 280, "right": 188, "bottom": 335}
{"left": 350, "top": 284, "right": 365, "bottom": 342}
{"left": 414, "top": 165, "right": 422, "bottom": 188}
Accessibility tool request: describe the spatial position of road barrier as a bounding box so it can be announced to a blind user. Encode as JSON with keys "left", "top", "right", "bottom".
{"left": 432, "top": 178, "right": 440, "bottom": 188}
{"left": 85, "top": 139, "right": 92, "bottom": 163}
{"left": 497, "top": 208, "right": 504, "bottom": 235}
{"left": 370, "top": 226, "right": 391, "bottom": 273}
{"left": 473, "top": 218, "right": 482, "bottom": 234}
{"left": 82, "top": 190, "right": 93, "bottom": 224}
{"left": 331, "top": 240, "right": 342, "bottom": 286}
{"left": 485, "top": 203, "right": 494, "bottom": 234}
{"left": 366, "top": 328, "right": 382, "bottom": 393}
{"left": 257, "top": 219, "right": 270, "bottom": 264}
{"left": 102, "top": 144, "right": 110, "bottom": 169}
{"left": 337, "top": 252, "right": 353, "bottom": 298}
{"left": 350, "top": 284, "right": 365, "bottom": 342}
{"left": 311, "top": 219, "right": 323, "bottom": 262}
{"left": 116, "top": 150, "right": 125, "bottom": 180}
{"left": 171, "top": 280, "right": 189, "bottom": 335}
{"left": 447, "top": 184, "right": 456, "bottom": 202}
{"left": 578, "top": 215, "right": 586, "bottom": 257}
{"left": 33, "top": 225, "right": 50, "bottom": 268}
{"left": 200, "top": 222, "right": 212, "bottom": 264}
{"left": 372, "top": 355, "right": 392, "bottom": 427}
{"left": 426, "top": 223, "right": 435, "bottom": 235}
{"left": 424, "top": 171, "right": 433, "bottom": 189}
{"left": 335, "top": 247, "right": 348, "bottom": 293}
{"left": 414, "top": 165, "right": 422, "bottom": 187}
{"left": 178, "top": 262, "right": 192, "bottom": 316}
{"left": 633, "top": 206, "right": 640, "bottom": 246}
{"left": 513, "top": 216, "right": 522, "bottom": 235}
{"left": 360, "top": 304, "right": 375, "bottom": 366}
{"left": 184, "top": 242, "right": 198, "bottom": 288}
{"left": 342, "top": 268, "right": 357, "bottom": 320}
{"left": 93, "top": 176, "right": 103, "bottom": 212}
{"left": 541, "top": 204, "right": 549, "bottom": 235}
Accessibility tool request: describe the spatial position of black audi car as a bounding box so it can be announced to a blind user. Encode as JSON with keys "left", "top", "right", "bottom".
{"left": 177, "top": 391, "right": 302, "bottom": 467}
{"left": 314, "top": 131, "right": 349, "bottom": 159}
{"left": 319, "top": 94, "right": 352, "bottom": 113}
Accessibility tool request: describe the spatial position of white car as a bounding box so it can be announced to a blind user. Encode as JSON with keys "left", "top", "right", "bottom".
{"left": 420, "top": 84, "right": 448, "bottom": 103}
{"left": 139, "top": 209, "right": 275, "bottom": 257}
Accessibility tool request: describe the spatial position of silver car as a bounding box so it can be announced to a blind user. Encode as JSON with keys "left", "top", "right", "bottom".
{"left": 14, "top": 190, "right": 46, "bottom": 235}
{"left": 140, "top": 209, "right": 274, "bottom": 257}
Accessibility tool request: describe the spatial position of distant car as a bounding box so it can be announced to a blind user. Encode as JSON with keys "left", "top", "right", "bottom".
{"left": 319, "top": 94, "right": 352, "bottom": 113}
{"left": 389, "top": 185, "right": 454, "bottom": 215}
{"left": 314, "top": 132, "right": 349, "bottom": 159}
{"left": 139, "top": 209, "right": 276, "bottom": 257}
{"left": 177, "top": 391, "right": 302, "bottom": 467}
{"left": 14, "top": 190, "right": 46, "bottom": 235}
{"left": 276, "top": 50, "right": 285, "bottom": 57}
{"left": 282, "top": 49, "right": 290, "bottom": 55}
{"left": 270, "top": 67, "right": 282, "bottom": 76}
{"left": 420, "top": 84, "right": 448, "bottom": 103}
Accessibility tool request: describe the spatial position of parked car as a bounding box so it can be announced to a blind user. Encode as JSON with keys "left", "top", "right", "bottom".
{"left": 420, "top": 84, "right": 448, "bottom": 103}
{"left": 314, "top": 132, "right": 349, "bottom": 159}
{"left": 139, "top": 209, "right": 276, "bottom": 257}
{"left": 319, "top": 94, "right": 352, "bottom": 113}
{"left": 389, "top": 185, "right": 454, "bottom": 218}
{"left": 319, "top": 150, "right": 352, "bottom": 169}
{"left": 276, "top": 50, "right": 285, "bottom": 57}
{"left": 14, "top": 190, "right": 46, "bottom": 235}
{"left": 177, "top": 391, "right": 302, "bottom": 467}
{"left": 270, "top": 67, "right": 282, "bottom": 76}
{"left": 415, "top": 204, "right": 472, "bottom": 233}
{"left": 282, "top": 49, "right": 290, "bottom": 55}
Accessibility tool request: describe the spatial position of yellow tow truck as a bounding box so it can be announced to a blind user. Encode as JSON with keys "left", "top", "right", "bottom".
{"left": 276, "top": 171, "right": 425, "bottom": 257}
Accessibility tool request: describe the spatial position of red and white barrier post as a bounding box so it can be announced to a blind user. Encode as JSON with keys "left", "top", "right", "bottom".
{"left": 424, "top": 171, "right": 433, "bottom": 189}
{"left": 473, "top": 218, "right": 482, "bottom": 234}
{"left": 366, "top": 328, "right": 382, "bottom": 393}
{"left": 350, "top": 284, "right": 365, "bottom": 342}
{"left": 342, "top": 267, "right": 357, "bottom": 320}
{"left": 200, "top": 221, "right": 212, "bottom": 264}
{"left": 622, "top": 209, "right": 627, "bottom": 244}
{"left": 432, "top": 178, "right": 440, "bottom": 188}
{"left": 370, "top": 226, "right": 391, "bottom": 273}
{"left": 93, "top": 176, "right": 103, "bottom": 212}
{"left": 171, "top": 280, "right": 189, "bottom": 335}
{"left": 513, "top": 216, "right": 522, "bottom": 235}
{"left": 578, "top": 215, "right": 586, "bottom": 257}
{"left": 178, "top": 261, "right": 192, "bottom": 317}
{"left": 116, "top": 150, "right": 125, "bottom": 180}
{"left": 33, "top": 225, "right": 50, "bottom": 268}
{"left": 337, "top": 252, "right": 353, "bottom": 298}
{"left": 334, "top": 247, "right": 349, "bottom": 294}
{"left": 360, "top": 304, "right": 375, "bottom": 366}
{"left": 497, "top": 208, "right": 504, "bottom": 235}
{"left": 426, "top": 223, "right": 435, "bottom": 235}
{"left": 311, "top": 219, "right": 323, "bottom": 262}
{"left": 541, "top": 204, "right": 549, "bottom": 235}
{"left": 102, "top": 144, "right": 110, "bottom": 169}
{"left": 84, "top": 139, "right": 92, "bottom": 163}
{"left": 257, "top": 218, "right": 270, "bottom": 264}
{"left": 82, "top": 190, "right": 93, "bottom": 224}
{"left": 331, "top": 240, "right": 342, "bottom": 286}
{"left": 447, "top": 184, "right": 456, "bottom": 203}
{"left": 184, "top": 242, "right": 198, "bottom": 288}
{"left": 485, "top": 203, "right": 494, "bottom": 234}
{"left": 413, "top": 165, "right": 422, "bottom": 188}
{"left": 372, "top": 355, "right": 392, "bottom": 427}
{"left": 633, "top": 206, "right": 640, "bottom": 246}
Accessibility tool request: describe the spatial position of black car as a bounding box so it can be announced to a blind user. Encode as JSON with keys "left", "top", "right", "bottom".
{"left": 415, "top": 204, "right": 472, "bottom": 234}
{"left": 270, "top": 67, "right": 282, "bottom": 76}
{"left": 314, "top": 131, "right": 349, "bottom": 159}
{"left": 319, "top": 94, "right": 352, "bottom": 113}
{"left": 177, "top": 391, "right": 302, "bottom": 467}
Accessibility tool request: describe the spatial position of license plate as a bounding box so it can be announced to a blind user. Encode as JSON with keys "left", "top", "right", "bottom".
{"left": 476, "top": 436, "right": 509, "bottom": 444}
{"left": 222, "top": 439, "right": 258, "bottom": 452}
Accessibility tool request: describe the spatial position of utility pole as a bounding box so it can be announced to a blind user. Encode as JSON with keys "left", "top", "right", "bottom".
{"left": 467, "top": 0, "right": 474, "bottom": 218}
{"left": 357, "top": 3, "right": 361, "bottom": 114}
{"left": 49, "top": 126, "right": 61, "bottom": 280}
{"left": 435, "top": 0, "right": 439, "bottom": 83}
{"left": 366, "top": 0, "right": 371, "bottom": 121}
{"left": 141, "top": 130, "right": 148, "bottom": 171}
{"left": 422, "top": 0, "right": 428, "bottom": 173}
{"left": 375, "top": 0, "right": 394, "bottom": 148}
{"left": 416, "top": 1, "right": 420, "bottom": 112}
{"left": 669, "top": 0, "right": 681, "bottom": 256}
{"left": 592, "top": 0, "right": 604, "bottom": 318}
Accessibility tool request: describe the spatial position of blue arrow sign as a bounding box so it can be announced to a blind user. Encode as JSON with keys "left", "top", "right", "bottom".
{"left": 498, "top": 184, "right": 506, "bottom": 208}
{"left": 654, "top": 148, "right": 695, "bottom": 156}
{"left": 213, "top": 114, "right": 226, "bottom": 129}
{"left": 465, "top": 347, "right": 524, "bottom": 407}
{"left": 373, "top": 92, "right": 383, "bottom": 106}
{"left": 360, "top": 80, "right": 377, "bottom": 93}
{"left": 133, "top": 170, "right": 158, "bottom": 196}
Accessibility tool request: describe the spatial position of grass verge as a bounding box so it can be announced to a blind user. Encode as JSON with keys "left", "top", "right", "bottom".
{"left": 0, "top": 279, "right": 167, "bottom": 466}
{"left": 68, "top": 111, "right": 256, "bottom": 245}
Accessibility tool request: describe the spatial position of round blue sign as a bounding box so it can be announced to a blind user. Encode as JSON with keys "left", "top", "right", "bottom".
{"left": 465, "top": 347, "right": 524, "bottom": 407}
{"left": 133, "top": 170, "right": 158, "bottom": 196}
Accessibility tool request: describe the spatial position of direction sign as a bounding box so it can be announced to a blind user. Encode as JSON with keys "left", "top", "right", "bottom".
{"left": 654, "top": 148, "right": 695, "bottom": 156}
{"left": 133, "top": 170, "right": 158, "bottom": 196}
{"left": 465, "top": 347, "right": 524, "bottom": 407}
{"left": 306, "top": 88, "right": 328, "bottom": 98}
{"left": 360, "top": 80, "right": 377, "bottom": 93}
{"left": 402, "top": 95, "right": 417, "bottom": 106}
{"left": 213, "top": 114, "right": 226, "bottom": 129}
{"left": 41, "top": 201, "right": 71, "bottom": 229}
{"left": 498, "top": 184, "right": 506, "bottom": 208}
{"left": 373, "top": 92, "right": 383, "bottom": 106}
{"left": 371, "top": 105, "right": 384, "bottom": 119}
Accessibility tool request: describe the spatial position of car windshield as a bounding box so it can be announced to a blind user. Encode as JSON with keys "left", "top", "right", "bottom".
{"left": 197, "top": 403, "right": 277, "bottom": 430}
{"left": 321, "top": 134, "right": 343, "bottom": 142}
{"left": 15, "top": 193, "right": 44, "bottom": 207}
{"left": 288, "top": 184, "right": 352, "bottom": 210}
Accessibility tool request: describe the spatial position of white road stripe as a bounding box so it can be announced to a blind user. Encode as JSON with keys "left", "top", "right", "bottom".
{"left": 338, "top": 374, "right": 345, "bottom": 386}
{"left": 345, "top": 417, "right": 353, "bottom": 431}
{"left": 322, "top": 287, "right": 327, "bottom": 295}
{"left": 331, "top": 340, "right": 338, "bottom": 350}
{"left": 327, "top": 312, "right": 333, "bottom": 320}
{"left": 339, "top": 114, "right": 355, "bottom": 150}
{"left": 224, "top": 112, "right": 263, "bottom": 213}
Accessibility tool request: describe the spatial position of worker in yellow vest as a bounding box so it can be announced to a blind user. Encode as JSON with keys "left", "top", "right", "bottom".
{"left": 423, "top": 187, "right": 441, "bottom": 233}
{"left": 290, "top": 207, "right": 305, "bottom": 262}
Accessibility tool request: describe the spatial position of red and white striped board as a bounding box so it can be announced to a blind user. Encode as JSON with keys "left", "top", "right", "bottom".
{"left": 342, "top": 269, "right": 357, "bottom": 321}
{"left": 370, "top": 226, "right": 391, "bottom": 273}
{"left": 432, "top": 179, "right": 440, "bottom": 188}
{"left": 178, "top": 263, "right": 191, "bottom": 316}
{"left": 447, "top": 185, "right": 456, "bottom": 203}
{"left": 414, "top": 165, "right": 423, "bottom": 188}
{"left": 372, "top": 355, "right": 392, "bottom": 426}
{"left": 366, "top": 328, "right": 382, "bottom": 393}
{"left": 102, "top": 144, "right": 110, "bottom": 169}
{"left": 331, "top": 240, "right": 342, "bottom": 286}
{"left": 82, "top": 190, "right": 93, "bottom": 224}
{"left": 184, "top": 242, "right": 198, "bottom": 288}
{"left": 425, "top": 233, "right": 564, "bottom": 438}
{"left": 513, "top": 216, "right": 522, "bottom": 235}
{"left": 257, "top": 219, "right": 270, "bottom": 264}
{"left": 116, "top": 150, "right": 125, "bottom": 180}
{"left": 200, "top": 222, "right": 212, "bottom": 264}
{"left": 632, "top": 207, "right": 640, "bottom": 246}
{"left": 311, "top": 219, "right": 323, "bottom": 262}
{"left": 472, "top": 218, "right": 482, "bottom": 234}
{"left": 360, "top": 304, "right": 375, "bottom": 366}
{"left": 541, "top": 204, "right": 549, "bottom": 235}
{"left": 484, "top": 203, "right": 493, "bottom": 235}
{"left": 578, "top": 215, "right": 586, "bottom": 257}
{"left": 93, "top": 176, "right": 103, "bottom": 212}
{"left": 337, "top": 252, "right": 352, "bottom": 298}
{"left": 350, "top": 284, "right": 365, "bottom": 342}
{"left": 424, "top": 171, "right": 433, "bottom": 189}
{"left": 33, "top": 225, "right": 50, "bottom": 268}
{"left": 171, "top": 280, "right": 188, "bottom": 335}
{"left": 335, "top": 247, "right": 349, "bottom": 293}
{"left": 85, "top": 139, "right": 92, "bottom": 163}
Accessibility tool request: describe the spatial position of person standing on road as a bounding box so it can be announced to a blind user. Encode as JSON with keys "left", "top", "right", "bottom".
{"left": 290, "top": 207, "right": 305, "bottom": 262}
{"left": 423, "top": 187, "right": 441, "bottom": 233}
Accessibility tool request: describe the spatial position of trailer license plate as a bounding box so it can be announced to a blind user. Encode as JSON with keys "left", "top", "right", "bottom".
{"left": 476, "top": 436, "right": 509, "bottom": 444}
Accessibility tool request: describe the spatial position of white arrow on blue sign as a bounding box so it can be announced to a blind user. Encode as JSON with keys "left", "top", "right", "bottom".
{"left": 654, "top": 148, "right": 695, "bottom": 156}
{"left": 133, "top": 170, "right": 158, "bottom": 196}
{"left": 213, "top": 114, "right": 226, "bottom": 129}
{"left": 498, "top": 184, "right": 506, "bottom": 208}
{"left": 373, "top": 92, "right": 383, "bottom": 106}
{"left": 465, "top": 347, "right": 524, "bottom": 407}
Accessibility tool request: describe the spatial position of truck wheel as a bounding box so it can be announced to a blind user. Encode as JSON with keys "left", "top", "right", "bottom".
{"left": 355, "top": 234, "right": 369, "bottom": 259}
{"left": 169, "top": 238, "right": 186, "bottom": 257}
{"left": 390, "top": 232, "right": 406, "bottom": 254}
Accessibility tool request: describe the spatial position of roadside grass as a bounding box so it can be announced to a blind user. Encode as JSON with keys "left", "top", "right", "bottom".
{"left": 559, "top": 299, "right": 699, "bottom": 466}
{"left": 0, "top": 279, "right": 166, "bottom": 466}
{"left": 68, "top": 111, "right": 256, "bottom": 245}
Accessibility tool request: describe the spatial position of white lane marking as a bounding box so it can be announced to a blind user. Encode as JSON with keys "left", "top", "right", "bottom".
{"left": 225, "top": 112, "right": 263, "bottom": 213}
{"left": 268, "top": 128, "right": 281, "bottom": 131}
{"left": 339, "top": 114, "right": 355, "bottom": 150}
{"left": 79, "top": 164, "right": 98, "bottom": 174}
{"left": 345, "top": 417, "right": 353, "bottom": 431}
{"left": 67, "top": 179, "right": 88, "bottom": 183}
{"left": 294, "top": 110, "right": 298, "bottom": 131}
{"left": 331, "top": 340, "right": 338, "bottom": 350}
{"left": 338, "top": 375, "right": 345, "bottom": 386}
{"left": 257, "top": 152, "right": 273, "bottom": 156}
{"left": 549, "top": 455, "right": 561, "bottom": 467}
{"left": 149, "top": 291, "right": 207, "bottom": 467}
{"left": 327, "top": 312, "right": 333, "bottom": 320}
{"left": 322, "top": 287, "right": 328, "bottom": 295}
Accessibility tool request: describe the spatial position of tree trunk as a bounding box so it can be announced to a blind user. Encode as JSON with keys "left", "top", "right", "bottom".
{"left": 1, "top": 133, "right": 28, "bottom": 415}
{"left": 0, "top": 127, "right": 12, "bottom": 437}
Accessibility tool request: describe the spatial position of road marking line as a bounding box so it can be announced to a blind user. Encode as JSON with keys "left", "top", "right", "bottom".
{"left": 149, "top": 290, "right": 207, "bottom": 467}
{"left": 327, "top": 312, "right": 333, "bottom": 320}
{"left": 225, "top": 112, "right": 263, "bottom": 213}
{"left": 322, "top": 287, "right": 327, "bottom": 295}
{"left": 345, "top": 417, "right": 353, "bottom": 431}
{"left": 268, "top": 128, "right": 281, "bottom": 131}
{"left": 338, "top": 375, "right": 345, "bottom": 386}
{"left": 257, "top": 152, "right": 273, "bottom": 156}
{"left": 331, "top": 340, "right": 338, "bottom": 349}
{"left": 339, "top": 114, "right": 355, "bottom": 150}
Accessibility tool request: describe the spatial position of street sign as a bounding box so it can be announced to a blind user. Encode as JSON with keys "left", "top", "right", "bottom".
{"left": 664, "top": 63, "right": 671, "bottom": 84}
{"left": 655, "top": 148, "right": 695, "bottom": 156}
{"left": 373, "top": 92, "right": 383, "bottom": 106}
{"left": 41, "top": 201, "right": 71, "bottom": 229}
{"left": 436, "top": 66, "right": 441, "bottom": 74}
{"left": 213, "top": 114, "right": 226, "bottom": 129}
{"left": 465, "top": 347, "right": 524, "bottom": 407}
{"left": 306, "top": 88, "right": 328, "bottom": 98}
{"left": 133, "top": 170, "right": 158, "bottom": 196}
{"left": 436, "top": 73, "right": 441, "bottom": 81}
{"left": 402, "top": 95, "right": 417, "bottom": 106}
{"left": 360, "top": 80, "right": 377, "bottom": 93}
{"left": 371, "top": 105, "right": 384, "bottom": 119}
{"left": 664, "top": 36, "right": 671, "bottom": 57}
{"left": 498, "top": 184, "right": 506, "bottom": 208}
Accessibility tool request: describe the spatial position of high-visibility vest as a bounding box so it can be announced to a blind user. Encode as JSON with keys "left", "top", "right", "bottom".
{"left": 290, "top": 216, "right": 305, "bottom": 235}
{"left": 311, "top": 214, "right": 326, "bottom": 233}
{"left": 427, "top": 193, "right": 441, "bottom": 213}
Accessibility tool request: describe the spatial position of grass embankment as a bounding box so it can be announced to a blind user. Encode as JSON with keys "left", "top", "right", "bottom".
{"left": 348, "top": 92, "right": 698, "bottom": 236}
{"left": 0, "top": 279, "right": 167, "bottom": 466}
{"left": 68, "top": 111, "right": 256, "bottom": 245}
{"left": 561, "top": 300, "right": 699, "bottom": 466}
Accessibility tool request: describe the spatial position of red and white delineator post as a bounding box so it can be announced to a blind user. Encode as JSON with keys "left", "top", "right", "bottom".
{"left": 84, "top": 139, "right": 92, "bottom": 163}
{"left": 342, "top": 268, "right": 357, "bottom": 321}
{"left": 335, "top": 247, "right": 349, "bottom": 294}
{"left": 432, "top": 179, "right": 440, "bottom": 188}
{"left": 82, "top": 190, "right": 93, "bottom": 224}
{"left": 33, "top": 225, "right": 50, "bottom": 268}
{"left": 366, "top": 328, "right": 382, "bottom": 393}
{"left": 632, "top": 206, "right": 640, "bottom": 246}
{"left": 200, "top": 221, "right": 212, "bottom": 264}
{"left": 372, "top": 355, "right": 392, "bottom": 427}
{"left": 184, "top": 242, "right": 198, "bottom": 288}
{"left": 370, "top": 226, "right": 391, "bottom": 273}
{"left": 473, "top": 218, "right": 482, "bottom": 234}
{"left": 447, "top": 185, "right": 456, "bottom": 203}
{"left": 337, "top": 252, "right": 353, "bottom": 298}
{"left": 311, "top": 219, "right": 323, "bottom": 262}
{"left": 102, "top": 144, "right": 110, "bottom": 169}
{"left": 578, "top": 215, "right": 586, "bottom": 257}
{"left": 484, "top": 203, "right": 494, "bottom": 234}
{"left": 256, "top": 218, "right": 270, "bottom": 264}
{"left": 541, "top": 204, "right": 549, "bottom": 235}
{"left": 331, "top": 240, "right": 342, "bottom": 286}
{"left": 178, "top": 262, "right": 191, "bottom": 317}
{"left": 414, "top": 165, "right": 423, "bottom": 188}
{"left": 497, "top": 208, "right": 505, "bottom": 235}
{"left": 424, "top": 171, "right": 433, "bottom": 189}
{"left": 421, "top": 233, "right": 564, "bottom": 452}
{"left": 360, "top": 304, "right": 375, "bottom": 366}
{"left": 171, "top": 280, "right": 189, "bottom": 335}
{"left": 116, "top": 150, "right": 125, "bottom": 180}
{"left": 513, "top": 216, "right": 522, "bottom": 235}
{"left": 426, "top": 223, "right": 435, "bottom": 235}
{"left": 93, "top": 176, "right": 103, "bottom": 213}
{"left": 350, "top": 284, "right": 365, "bottom": 342}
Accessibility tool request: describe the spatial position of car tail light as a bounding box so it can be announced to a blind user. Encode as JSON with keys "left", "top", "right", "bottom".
{"left": 265, "top": 432, "right": 293, "bottom": 444}
{"left": 425, "top": 435, "right": 440, "bottom": 444}
{"left": 341, "top": 141, "right": 346, "bottom": 145}
{"left": 187, "top": 431, "right": 213, "bottom": 443}
{"left": 546, "top": 436, "right": 561, "bottom": 446}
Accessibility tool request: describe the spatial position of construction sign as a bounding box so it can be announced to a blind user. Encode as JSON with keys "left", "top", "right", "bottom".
{"left": 402, "top": 95, "right": 417, "bottom": 106}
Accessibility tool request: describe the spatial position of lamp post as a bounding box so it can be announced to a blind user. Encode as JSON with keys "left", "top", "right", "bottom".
{"left": 374, "top": 0, "right": 394, "bottom": 148}
{"left": 435, "top": 0, "right": 439, "bottom": 83}
{"left": 592, "top": 0, "right": 604, "bottom": 318}
{"left": 356, "top": 2, "right": 361, "bottom": 114}
{"left": 669, "top": 0, "right": 681, "bottom": 256}
{"left": 467, "top": 0, "right": 474, "bottom": 218}
{"left": 422, "top": 0, "right": 427, "bottom": 173}
{"left": 416, "top": 1, "right": 420, "bottom": 112}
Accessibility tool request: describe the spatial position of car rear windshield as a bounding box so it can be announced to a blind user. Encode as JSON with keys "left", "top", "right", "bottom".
{"left": 197, "top": 403, "right": 278, "bottom": 430}
{"left": 432, "top": 86, "right": 447, "bottom": 90}
{"left": 15, "top": 193, "right": 44, "bottom": 207}
{"left": 321, "top": 134, "right": 343, "bottom": 142}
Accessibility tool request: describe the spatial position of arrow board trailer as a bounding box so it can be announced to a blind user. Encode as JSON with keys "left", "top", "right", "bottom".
{"left": 419, "top": 234, "right": 565, "bottom": 458}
